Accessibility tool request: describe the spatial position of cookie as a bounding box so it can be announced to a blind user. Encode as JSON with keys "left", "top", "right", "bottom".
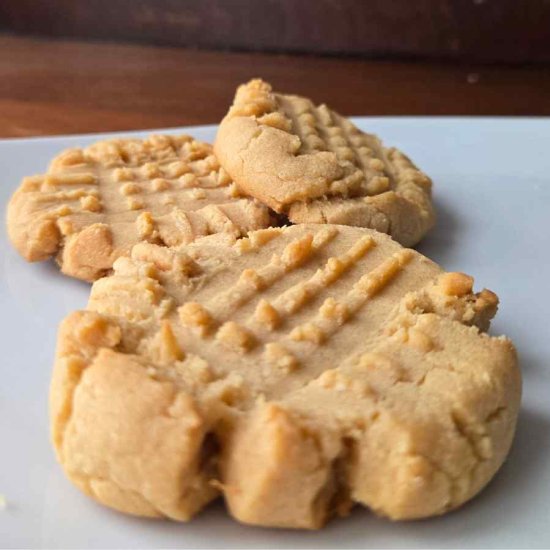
{"left": 214, "top": 79, "right": 435, "bottom": 246}
{"left": 50, "top": 224, "right": 520, "bottom": 528}
{"left": 7, "top": 134, "right": 271, "bottom": 281}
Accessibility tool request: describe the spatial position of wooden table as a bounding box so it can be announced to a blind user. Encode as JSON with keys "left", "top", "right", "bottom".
{"left": 1, "top": 34, "right": 549, "bottom": 138}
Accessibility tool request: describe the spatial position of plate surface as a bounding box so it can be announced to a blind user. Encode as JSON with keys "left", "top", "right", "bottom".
{"left": 1, "top": 119, "right": 549, "bottom": 549}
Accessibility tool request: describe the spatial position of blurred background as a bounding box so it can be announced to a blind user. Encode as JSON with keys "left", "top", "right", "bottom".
{"left": 1, "top": 0, "right": 549, "bottom": 137}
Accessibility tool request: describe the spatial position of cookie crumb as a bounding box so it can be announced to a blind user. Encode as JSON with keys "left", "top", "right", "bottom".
{"left": 113, "top": 167, "right": 134, "bottom": 182}
{"left": 136, "top": 212, "right": 156, "bottom": 240}
{"left": 127, "top": 197, "right": 144, "bottom": 211}
{"left": 281, "top": 234, "right": 314, "bottom": 269}
{"left": 120, "top": 182, "right": 141, "bottom": 196}
{"left": 439, "top": 272, "right": 474, "bottom": 297}
{"left": 179, "top": 302, "right": 214, "bottom": 335}
{"left": 254, "top": 300, "right": 280, "bottom": 330}
{"left": 290, "top": 322, "right": 325, "bottom": 345}
{"left": 80, "top": 195, "right": 102, "bottom": 212}
{"left": 319, "top": 297, "right": 349, "bottom": 324}
{"left": 216, "top": 321, "right": 255, "bottom": 352}
{"left": 239, "top": 268, "right": 265, "bottom": 290}
{"left": 264, "top": 342, "right": 299, "bottom": 373}
{"left": 155, "top": 321, "right": 185, "bottom": 363}
{"left": 151, "top": 178, "right": 170, "bottom": 191}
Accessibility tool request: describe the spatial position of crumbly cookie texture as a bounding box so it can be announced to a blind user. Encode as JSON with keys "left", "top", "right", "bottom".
{"left": 7, "top": 134, "right": 271, "bottom": 281}
{"left": 214, "top": 79, "right": 435, "bottom": 247}
{"left": 51, "top": 224, "right": 520, "bottom": 529}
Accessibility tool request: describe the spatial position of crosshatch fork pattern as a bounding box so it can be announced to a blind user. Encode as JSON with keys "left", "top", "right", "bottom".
{"left": 278, "top": 94, "right": 393, "bottom": 197}
{"left": 7, "top": 134, "right": 271, "bottom": 280}
{"left": 215, "top": 79, "right": 435, "bottom": 246}
{"left": 50, "top": 223, "right": 520, "bottom": 528}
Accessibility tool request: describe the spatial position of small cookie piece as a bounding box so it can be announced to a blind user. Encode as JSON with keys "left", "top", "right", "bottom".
{"left": 51, "top": 224, "right": 520, "bottom": 528}
{"left": 7, "top": 134, "right": 271, "bottom": 281}
{"left": 215, "top": 79, "right": 434, "bottom": 246}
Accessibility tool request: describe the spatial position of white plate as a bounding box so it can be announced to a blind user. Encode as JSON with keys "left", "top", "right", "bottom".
{"left": 1, "top": 119, "right": 549, "bottom": 549}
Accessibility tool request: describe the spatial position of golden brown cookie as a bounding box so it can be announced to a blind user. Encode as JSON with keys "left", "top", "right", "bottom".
{"left": 215, "top": 79, "right": 435, "bottom": 246}
{"left": 7, "top": 134, "right": 271, "bottom": 281}
{"left": 51, "top": 224, "right": 520, "bottom": 528}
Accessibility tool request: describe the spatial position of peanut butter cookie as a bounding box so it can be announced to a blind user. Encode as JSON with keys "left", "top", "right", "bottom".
{"left": 51, "top": 224, "right": 520, "bottom": 528}
{"left": 215, "top": 80, "right": 434, "bottom": 246}
{"left": 7, "top": 134, "right": 271, "bottom": 281}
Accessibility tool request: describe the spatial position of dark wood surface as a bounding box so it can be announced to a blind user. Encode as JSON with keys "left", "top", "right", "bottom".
{"left": 2, "top": 0, "right": 550, "bottom": 63}
{"left": 1, "top": 35, "right": 549, "bottom": 139}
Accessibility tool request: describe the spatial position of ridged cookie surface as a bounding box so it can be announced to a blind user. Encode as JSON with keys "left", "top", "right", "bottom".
{"left": 215, "top": 80, "right": 435, "bottom": 246}
{"left": 7, "top": 134, "right": 271, "bottom": 281}
{"left": 51, "top": 224, "right": 520, "bottom": 528}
